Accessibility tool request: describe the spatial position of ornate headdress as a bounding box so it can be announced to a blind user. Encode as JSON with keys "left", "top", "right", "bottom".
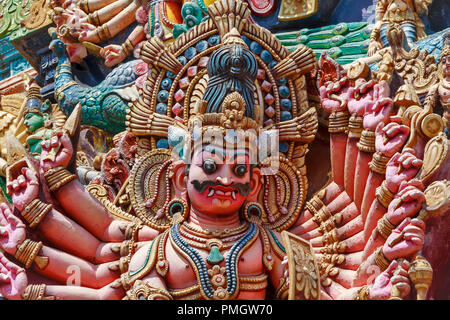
{"left": 126, "top": 0, "right": 318, "bottom": 232}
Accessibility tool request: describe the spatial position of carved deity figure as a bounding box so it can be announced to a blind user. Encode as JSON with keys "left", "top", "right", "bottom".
{"left": 368, "top": 0, "right": 433, "bottom": 56}
{"left": 437, "top": 42, "right": 450, "bottom": 134}
{"left": 0, "top": 0, "right": 446, "bottom": 301}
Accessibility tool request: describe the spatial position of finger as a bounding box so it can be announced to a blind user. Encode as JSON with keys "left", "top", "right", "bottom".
{"left": 394, "top": 282, "right": 410, "bottom": 294}
{"left": 385, "top": 260, "right": 399, "bottom": 275}
{"left": 381, "top": 122, "right": 396, "bottom": 133}
{"left": 410, "top": 218, "right": 425, "bottom": 229}
{"left": 0, "top": 273, "right": 10, "bottom": 282}
{"left": 59, "top": 134, "right": 73, "bottom": 154}
{"left": 385, "top": 125, "right": 402, "bottom": 138}
{"left": 389, "top": 115, "right": 403, "bottom": 124}
{"left": 50, "top": 136, "right": 59, "bottom": 147}
{"left": 376, "top": 122, "right": 385, "bottom": 135}
{"left": 398, "top": 179, "right": 424, "bottom": 193}
{"left": 401, "top": 155, "right": 415, "bottom": 169}
{"left": 391, "top": 275, "right": 409, "bottom": 285}
{"left": 11, "top": 180, "right": 20, "bottom": 192}
{"left": 23, "top": 168, "right": 39, "bottom": 186}
{"left": 400, "top": 190, "right": 425, "bottom": 203}
{"left": 412, "top": 158, "right": 423, "bottom": 168}
{"left": 403, "top": 225, "right": 425, "bottom": 236}
{"left": 396, "top": 218, "right": 411, "bottom": 232}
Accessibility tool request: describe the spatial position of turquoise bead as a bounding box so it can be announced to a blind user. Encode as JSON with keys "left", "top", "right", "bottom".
{"left": 281, "top": 99, "right": 292, "bottom": 110}
{"left": 261, "top": 50, "right": 273, "bottom": 63}
{"left": 279, "top": 142, "right": 289, "bottom": 152}
{"left": 250, "top": 41, "right": 262, "bottom": 55}
{"left": 177, "top": 56, "right": 187, "bottom": 65}
{"left": 241, "top": 36, "right": 251, "bottom": 47}
{"left": 279, "top": 85, "right": 290, "bottom": 98}
{"left": 208, "top": 35, "right": 220, "bottom": 46}
{"left": 156, "top": 103, "right": 167, "bottom": 114}
{"left": 160, "top": 78, "right": 172, "bottom": 90}
{"left": 184, "top": 47, "right": 197, "bottom": 59}
{"left": 157, "top": 90, "right": 169, "bottom": 102}
{"left": 281, "top": 111, "right": 292, "bottom": 121}
{"left": 196, "top": 40, "right": 208, "bottom": 52}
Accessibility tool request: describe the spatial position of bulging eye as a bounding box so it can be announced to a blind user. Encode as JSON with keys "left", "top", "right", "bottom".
{"left": 234, "top": 164, "right": 247, "bottom": 177}
{"left": 202, "top": 159, "right": 217, "bottom": 174}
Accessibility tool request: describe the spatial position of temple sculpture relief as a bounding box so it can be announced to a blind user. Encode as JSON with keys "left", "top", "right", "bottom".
{"left": 0, "top": 0, "right": 448, "bottom": 301}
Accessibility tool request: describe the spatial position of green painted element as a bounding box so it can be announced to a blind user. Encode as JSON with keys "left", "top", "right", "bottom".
{"left": 148, "top": 4, "right": 155, "bottom": 37}
{"left": 336, "top": 54, "right": 368, "bottom": 65}
{"left": 206, "top": 246, "right": 224, "bottom": 265}
{"left": 307, "top": 35, "right": 345, "bottom": 49}
{"left": 1, "top": 0, "right": 34, "bottom": 40}
{"left": 276, "top": 22, "right": 373, "bottom": 65}
{"left": 268, "top": 230, "right": 286, "bottom": 253}
{"left": 129, "top": 240, "right": 154, "bottom": 277}
{"left": 0, "top": 177, "right": 12, "bottom": 203}
{"left": 197, "top": 0, "right": 209, "bottom": 14}
{"left": 174, "top": 2, "right": 205, "bottom": 39}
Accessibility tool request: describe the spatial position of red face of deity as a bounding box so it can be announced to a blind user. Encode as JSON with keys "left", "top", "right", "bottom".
{"left": 186, "top": 144, "right": 254, "bottom": 216}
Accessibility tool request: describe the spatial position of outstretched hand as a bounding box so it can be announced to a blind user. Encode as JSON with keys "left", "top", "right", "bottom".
{"left": 363, "top": 97, "right": 394, "bottom": 131}
{"left": 0, "top": 251, "right": 27, "bottom": 300}
{"left": 100, "top": 44, "right": 127, "bottom": 67}
{"left": 383, "top": 218, "right": 425, "bottom": 261}
{"left": 375, "top": 116, "right": 410, "bottom": 157}
{"left": 6, "top": 167, "right": 39, "bottom": 212}
{"left": 0, "top": 203, "right": 26, "bottom": 255}
{"left": 386, "top": 180, "right": 425, "bottom": 226}
{"left": 369, "top": 259, "right": 411, "bottom": 300}
{"left": 40, "top": 131, "right": 73, "bottom": 172}
{"left": 385, "top": 148, "right": 423, "bottom": 194}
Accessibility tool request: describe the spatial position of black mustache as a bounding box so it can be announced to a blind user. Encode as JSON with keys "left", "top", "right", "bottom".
{"left": 191, "top": 180, "right": 250, "bottom": 196}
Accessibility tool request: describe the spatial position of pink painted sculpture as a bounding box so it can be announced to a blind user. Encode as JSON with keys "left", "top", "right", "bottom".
{"left": 0, "top": 0, "right": 447, "bottom": 301}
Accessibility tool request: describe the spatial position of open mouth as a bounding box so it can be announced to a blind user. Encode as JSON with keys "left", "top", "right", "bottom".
{"left": 206, "top": 186, "right": 238, "bottom": 200}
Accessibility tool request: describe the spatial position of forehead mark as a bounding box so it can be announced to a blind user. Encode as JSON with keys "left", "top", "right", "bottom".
{"left": 202, "top": 145, "right": 249, "bottom": 162}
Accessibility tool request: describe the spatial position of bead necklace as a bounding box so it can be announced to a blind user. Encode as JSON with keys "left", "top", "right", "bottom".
{"left": 181, "top": 221, "right": 249, "bottom": 238}
{"left": 170, "top": 223, "right": 258, "bottom": 300}
{"left": 179, "top": 227, "right": 245, "bottom": 248}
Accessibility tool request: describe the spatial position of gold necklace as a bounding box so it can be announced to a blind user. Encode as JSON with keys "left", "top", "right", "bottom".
{"left": 182, "top": 221, "right": 249, "bottom": 239}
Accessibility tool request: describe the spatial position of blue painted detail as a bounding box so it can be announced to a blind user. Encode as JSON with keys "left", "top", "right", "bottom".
{"left": 250, "top": 41, "right": 262, "bottom": 55}
{"left": 161, "top": 78, "right": 172, "bottom": 90}
{"left": 208, "top": 35, "right": 221, "bottom": 46}
{"left": 277, "top": 77, "right": 287, "bottom": 85}
{"left": 281, "top": 111, "right": 293, "bottom": 121}
{"left": 260, "top": 50, "right": 273, "bottom": 63}
{"left": 184, "top": 46, "right": 197, "bottom": 59}
{"left": 241, "top": 36, "right": 251, "bottom": 47}
{"left": 196, "top": 40, "right": 208, "bottom": 52}
{"left": 157, "top": 90, "right": 169, "bottom": 102}
{"left": 156, "top": 103, "right": 167, "bottom": 114}
{"left": 166, "top": 71, "right": 176, "bottom": 79}
{"left": 279, "top": 85, "right": 290, "bottom": 98}
{"left": 156, "top": 139, "right": 169, "bottom": 149}
{"left": 269, "top": 60, "right": 278, "bottom": 69}
{"left": 281, "top": 99, "right": 292, "bottom": 111}
{"left": 279, "top": 142, "right": 289, "bottom": 152}
{"left": 177, "top": 55, "right": 187, "bottom": 65}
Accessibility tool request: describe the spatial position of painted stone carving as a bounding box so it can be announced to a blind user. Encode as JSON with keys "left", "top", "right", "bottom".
{"left": 0, "top": 0, "right": 448, "bottom": 301}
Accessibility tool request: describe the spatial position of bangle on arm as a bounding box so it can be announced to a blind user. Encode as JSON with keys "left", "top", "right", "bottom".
{"left": 22, "top": 199, "right": 52, "bottom": 228}
{"left": 22, "top": 284, "right": 55, "bottom": 300}
{"left": 15, "top": 239, "right": 49, "bottom": 269}
{"left": 44, "top": 167, "right": 77, "bottom": 192}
